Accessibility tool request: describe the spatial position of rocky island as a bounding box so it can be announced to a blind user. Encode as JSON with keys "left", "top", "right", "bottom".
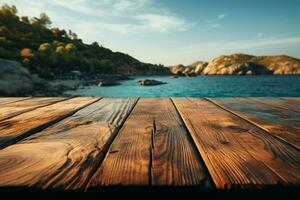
{"left": 138, "top": 79, "right": 167, "bottom": 86}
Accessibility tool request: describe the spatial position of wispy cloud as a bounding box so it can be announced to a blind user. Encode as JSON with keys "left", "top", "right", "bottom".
{"left": 205, "top": 14, "right": 226, "bottom": 29}
{"left": 71, "top": 13, "right": 191, "bottom": 37}
{"left": 256, "top": 32, "right": 264, "bottom": 38}
{"left": 134, "top": 14, "right": 191, "bottom": 33}
{"left": 1, "top": 0, "right": 192, "bottom": 37}
{"left": 113, "top": 0, "right": 151, "bottom": 11}
{"left": 210, "top": 23, "right": 222, "bottom": 28}
{"left": 205, "top": 14, "right": 226, "bottom": 23}
{"left": 174, "top": 36, "right": 300, "bottom": 57}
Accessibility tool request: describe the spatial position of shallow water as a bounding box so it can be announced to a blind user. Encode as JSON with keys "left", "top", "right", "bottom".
{"left": 66, "top": 75, "right": 300, "bottom": 97}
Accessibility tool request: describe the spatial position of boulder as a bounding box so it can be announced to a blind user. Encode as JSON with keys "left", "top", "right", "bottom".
{"left": 32, "top": 74, "right": 50, "bottom": 90}
{"left": 0, "top": 58, "right": 34, "bottom": 96}
{"left": 183, "top": 69, "right": 196, "bottom": 77}
{"left": 246, "top": 70, "right": 253, "bottom": 75}
{"left": 169, "top": 64, "right": 186, "bottom": 76}
{"left": 138, "top": 79, "right": 167, "bottom": 86}
{"left": 189, "top": 61, "right": 208, "bottom": 74}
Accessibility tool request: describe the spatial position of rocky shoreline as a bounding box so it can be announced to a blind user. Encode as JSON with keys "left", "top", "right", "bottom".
{"left": 0, "top": 58, "right": 133, "bottom": 97}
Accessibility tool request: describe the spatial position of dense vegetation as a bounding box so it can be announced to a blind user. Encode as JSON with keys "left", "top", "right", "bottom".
{"left": 0, "top": 4, "right": 166, "bottom": 78}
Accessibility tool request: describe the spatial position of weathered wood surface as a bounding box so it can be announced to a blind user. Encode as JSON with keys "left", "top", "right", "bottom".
{"left": 255, "top": 98, "right": 300, "bottom": 113}
{"left": 0, "top": 98, "right": 137, "bottom": 189}
{"left": 0, "top": 97, "right": 98, "bottom": 149}
{"left": 0, "top": 97, "right": 66, "bottom": 121}
{"left": 0, "top": 97, "right": 30, "bottom": 105}
{"left": 282, "top": 97, "right": 300, "bottom": 104}
{"left": 88, "top": 98, "right": 207, "bottom": 187}
{"left": 0, "top": 97, "right": 299, "bottom": 190}
{"left": 173, "top": 98, "right": 300, "bottom": 189}
{"left": 210, "top": 97, "right": 300, "bottom": 148}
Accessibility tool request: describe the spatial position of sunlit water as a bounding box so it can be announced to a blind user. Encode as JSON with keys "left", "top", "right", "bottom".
{"left": 66, "top": 75, "right": 300, "bottom": 97}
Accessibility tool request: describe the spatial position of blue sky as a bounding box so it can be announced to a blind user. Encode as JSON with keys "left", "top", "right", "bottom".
{"left": 1, "top": 0, "right": 300, "bottom": 65}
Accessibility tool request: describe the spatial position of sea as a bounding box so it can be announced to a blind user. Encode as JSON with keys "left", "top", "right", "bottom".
{"left": 66, "top": 75, "right": 300, "bottom": 97}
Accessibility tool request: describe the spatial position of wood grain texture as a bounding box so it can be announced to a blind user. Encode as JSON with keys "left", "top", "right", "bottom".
{"left": 88, "top": 98, "right": 206, "bottom": 187}
{"left": 173, "top": 98, "right": 300, "bottom": 189}
{"left": 0, "top": 97, "right": 30, "bottom": 105}
{"left": 0, "top": 98, "right": 137, "bottom": 189}
{"left": 252, "top": 98, "right": 300, "bottom": 113}
{"left": 281, "top": 97, "right": 300, "bottom": 105}
{"left": 210, "top": 97, "right": 300, "bottom": 148}
{"left": 0, "top": 97, "right": 98, "bottom": 149}
{"left": 0, "top": 97, "right": 66, "bottom": 121}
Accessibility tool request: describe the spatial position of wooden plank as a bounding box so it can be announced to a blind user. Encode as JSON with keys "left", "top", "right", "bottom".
{"left": 0, "top": 98, "right": 137, "bottom": 189}
{"left": 88, "top": 98, "right": 207, "bottom": 187}
{"left": 281, "top": 97, "right": 300, "bottom": 105}
{"left": 0, "top": 97, "right": 98, "bottom": 149}
{"left": 245, "top": 97, "right": 300, "bottom": 114}
{"left": 210, "top": 97, "right": 300, "bottom": 148}
{"left": 0, "top": 97, "right": 30, "bottom": 105}
{"left": 173, "top": 98, "right": 300, "bottom": 189}
{"left": 0, "top": 97, "right": 67, "bottom": 121}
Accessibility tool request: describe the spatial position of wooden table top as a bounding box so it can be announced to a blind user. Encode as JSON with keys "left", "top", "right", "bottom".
{"left": 0, "top": 97, "right": 299, "bottom": 191}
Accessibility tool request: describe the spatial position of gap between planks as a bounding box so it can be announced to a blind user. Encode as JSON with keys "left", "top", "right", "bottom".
{"left": 0, "top": 98, "right": 138, "bottom": 190}
{"left": 172, "top": 98, "right": 300, "bottom": 188}
{"left": 87, "top": 98, "right": 208, "bottom": 188}
{"left": 0, "top": 97, "right": 31, "bottom": 106}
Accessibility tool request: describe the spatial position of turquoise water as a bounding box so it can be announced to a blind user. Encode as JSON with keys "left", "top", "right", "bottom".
{"left": 66, "top": 76, "right": 300, "bottom": 97}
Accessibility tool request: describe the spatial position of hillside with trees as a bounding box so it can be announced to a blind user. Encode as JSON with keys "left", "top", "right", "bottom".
{"left": 0, "top": 4, "right": 168, "bottom": 79}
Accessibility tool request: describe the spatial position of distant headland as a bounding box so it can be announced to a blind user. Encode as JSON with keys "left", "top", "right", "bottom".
{"left": 169, "top": 53, "right": 300, "bottom": 76}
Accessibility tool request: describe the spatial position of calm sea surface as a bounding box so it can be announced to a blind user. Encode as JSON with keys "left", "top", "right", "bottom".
{"left": 66, "top": 76, "right": 300, "bottom": 97}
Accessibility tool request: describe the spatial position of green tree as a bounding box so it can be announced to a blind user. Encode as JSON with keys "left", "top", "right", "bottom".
{"left": 37, "top": 43, "right": 54, "bottom": 68}
{"left": 53, "top": 40, "right": 65, "bottom": 48}
{"left": 55, "top": 46, "right": 66, "bottom": 55}
{"left": 0, "top": 37, "right": 7, "bottom": 45}
{"left": 31, "top": 13, "right": 51, "bottom": 28}
{"left": 38, "top": 43, "right": 51, "bottom": 55}
{"left": 0, "top": 4, "right": 18, "bottom": 20}
{"left": 65, "top": 43, "right": 76, "bottom": 53}
{"left": 0, "top": 26, "right": 9, "bottom": 34}
{"left": 20, "top": 16, "right": 30, "bottom": 24}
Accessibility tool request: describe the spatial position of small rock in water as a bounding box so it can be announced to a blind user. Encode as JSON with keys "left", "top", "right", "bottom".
{"left": 138, "top": 79, "right": 167, "bottom": 86}
{"left": 97, "top": 80, "right": 121, "bottom": 87}
{"left": 171, "top": 75, "right": 178, "bottom": 79}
